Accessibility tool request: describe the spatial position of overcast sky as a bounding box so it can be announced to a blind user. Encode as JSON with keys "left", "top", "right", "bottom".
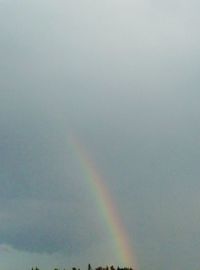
{"left": 1, "top": 1, "right": 200, "bottom": 270}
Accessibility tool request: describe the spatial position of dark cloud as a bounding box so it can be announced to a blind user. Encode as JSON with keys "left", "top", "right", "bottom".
{"left": 0, "top": 197, "right": 104, "bottom": 253}
{"left": 0, "top": 112, "right": 105, "bottom": 254}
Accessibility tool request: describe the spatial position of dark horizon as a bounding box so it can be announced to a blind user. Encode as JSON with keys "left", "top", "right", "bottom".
{"left": 31, "top": 264, "right": 135, "bottom": 270}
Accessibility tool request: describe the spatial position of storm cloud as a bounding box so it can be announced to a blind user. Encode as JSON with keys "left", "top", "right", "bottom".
{"left": 1, "top": 0, "right": 200, "bottom": 270}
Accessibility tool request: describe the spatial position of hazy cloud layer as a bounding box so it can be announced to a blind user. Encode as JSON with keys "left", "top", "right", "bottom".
{"left": 1, "top": 0, "right": 200, "bottom": 270}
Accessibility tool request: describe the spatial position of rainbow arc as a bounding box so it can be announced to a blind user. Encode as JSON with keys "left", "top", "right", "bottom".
{"left": 69, "top": 135, "right": 137, "bottom": 269}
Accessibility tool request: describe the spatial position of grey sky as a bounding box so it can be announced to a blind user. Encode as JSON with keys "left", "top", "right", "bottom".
{"left": 1, "top": 0, "right": 200, "bottom": 270}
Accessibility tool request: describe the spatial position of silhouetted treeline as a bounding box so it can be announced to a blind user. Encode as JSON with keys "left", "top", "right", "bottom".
{"left": 32, "top": 263, "right": 134, "bottom": 270}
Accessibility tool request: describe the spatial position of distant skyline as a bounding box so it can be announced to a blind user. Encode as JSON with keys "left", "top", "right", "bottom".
{"left": 1, "top": 1, "right": 200, "bottom": 270}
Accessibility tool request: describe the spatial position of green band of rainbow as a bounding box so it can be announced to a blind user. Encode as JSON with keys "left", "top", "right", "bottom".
{"left": 69, "top": 135, "right": 137, "bottom": 268}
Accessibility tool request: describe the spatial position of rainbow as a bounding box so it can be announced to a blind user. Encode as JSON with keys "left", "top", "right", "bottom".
{"left": 68, "top": 135, "right": 137, "bottom": 269}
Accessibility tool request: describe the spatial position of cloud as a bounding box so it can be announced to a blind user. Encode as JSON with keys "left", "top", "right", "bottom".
{"left": 0, "top": 197, "right": 105, "bottom": 254}
{"left": 0, "top": 113, "right": 105, "bottom": 254}
{"left": 1, "top": 0, "right": 200, "bottom": 269}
